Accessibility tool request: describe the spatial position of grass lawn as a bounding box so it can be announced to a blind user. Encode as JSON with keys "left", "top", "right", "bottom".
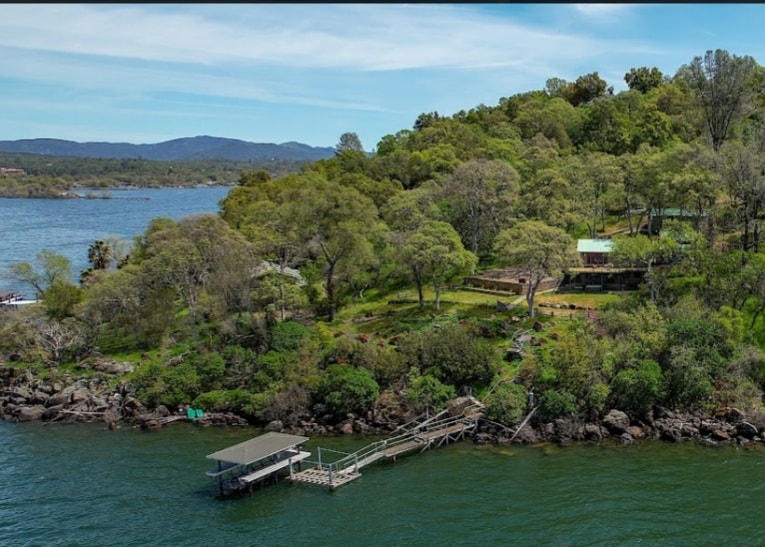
{"left": 334, "top": 286, "right": 628, "bottom": 341}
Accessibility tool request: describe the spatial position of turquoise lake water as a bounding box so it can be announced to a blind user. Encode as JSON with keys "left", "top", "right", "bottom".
{"left": 1, "top": 421, "right": 763, "bottom": 546}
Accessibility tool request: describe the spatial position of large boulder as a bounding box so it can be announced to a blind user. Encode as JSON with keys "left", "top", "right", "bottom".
{"left": 16, "top": 405, "right": 46, "bottom": 422}
{"left": 508, "top": 423, "right": 538, "bottom": 444}
{"left": 11, "top": 386, "right": 32, "bottom": 402}
{"left": 46, "top": 391, "right": 70, "bottom": 407}
{"left": 583, "top": 424, "right": 606, "bottom": 441}
{"left": 336, "top": 421, "right": 354, "bottom": 435}
{"left": 264, "top": 420, "right": 284, "bottom": 433}
{"left": 93, "top": 360, "right": 135, "bottom": 375}
{"left": 29, "top": 390, "right": 50, "bottom": 405}
{"left": 69, "top": 389, "right": 89, "bottom": 405}
{"left": 42, "top": 404, "right": 65, "bottom": 420}
{"left": 447, "top": 396, "right": 484, "bottom": 417}
{"left": 736, "top": 422, "right": 759, "bottom": 439}
{"left": 602, "top": 410, "right": 630, "bottom": 435}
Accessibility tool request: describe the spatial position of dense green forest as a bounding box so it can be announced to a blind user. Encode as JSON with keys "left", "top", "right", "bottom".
{"left": 3, "top": 49, "right": 765, "bottom": 431}
{"left": 0, "top": 153, "right": 310, "bottom": 197}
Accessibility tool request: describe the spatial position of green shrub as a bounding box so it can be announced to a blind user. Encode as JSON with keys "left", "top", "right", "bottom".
{"left": 396, "top": 321, "right": 498, "bottom": 391}
{"left": 191, "top": 352, "right": 226, "bottom": 391}
{"left": 192, "top": 390, "right": 230, "bottom": 412}
{"left": 131, "top": 360, "right": 201, "bottom": 410}
{"left": 316, "top": 364, "right": 379, "bottom": 418}
{"left": 611, "top": 359, "right": 662, "bottom": 418}
{"left": 484, "top": 381, "right": 528, "bottom": 425}
{"left": 536, "top": 389, "right": 578, "bottom": 422}
{"left": 406, "top": 373, "right": 456, "bottom": 412}
{"left": 193, "top": 389, "right": 266, "bottom": 421}
{"left": 270, "top": 320, "right": 310, "bottom": 353}
{"left": 255, "top": 351, "right": 287, "bottom": 386}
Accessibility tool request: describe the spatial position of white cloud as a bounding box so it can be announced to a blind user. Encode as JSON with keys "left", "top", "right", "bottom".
{"left": 0, "top": 4, "right": 641, "bottom": 72}
{"left": 0, "top": 2, "right": 662, "bottom": 143}
{"left": 572, "top": 3, "right": 635, "bottom": 18}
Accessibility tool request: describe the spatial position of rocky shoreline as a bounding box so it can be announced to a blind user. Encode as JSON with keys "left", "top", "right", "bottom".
{"left": 2, "top": 365, "right": 763, "bottom": 448}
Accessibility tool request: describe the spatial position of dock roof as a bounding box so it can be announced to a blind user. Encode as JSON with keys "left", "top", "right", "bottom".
{"left": 577, "top": 239, "right": 613, "bottom": 254}
{"left": 206, "top": 432, "right": 309, "bottom": 466}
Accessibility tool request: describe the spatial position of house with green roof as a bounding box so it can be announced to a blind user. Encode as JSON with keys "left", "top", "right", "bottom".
{"left": 577, "top": 238, "right": 614, "bottom": 266}
{"left": 563, "top": 238, "right": 646, "bottom": 292}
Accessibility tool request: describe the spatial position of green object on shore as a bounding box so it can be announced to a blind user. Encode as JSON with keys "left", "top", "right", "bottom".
{"left": 186, "top": 407, "right": 205, "bottom": 420}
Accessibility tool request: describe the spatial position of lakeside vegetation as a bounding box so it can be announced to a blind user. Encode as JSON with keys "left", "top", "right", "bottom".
{"left": 2, "top": 48, "right": 765, "bottom": 434}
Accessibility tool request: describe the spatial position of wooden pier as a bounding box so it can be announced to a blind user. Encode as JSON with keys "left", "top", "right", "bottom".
{"left": 288, "top": 405, "right": 483, "bottom": 490}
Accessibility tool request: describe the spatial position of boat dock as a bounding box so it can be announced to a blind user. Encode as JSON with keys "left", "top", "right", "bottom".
{"left": 205, "top": 432, "right": 311, "bottom": 496}
{"left": 205, "top": 403, "right": 484, "bottom": 496}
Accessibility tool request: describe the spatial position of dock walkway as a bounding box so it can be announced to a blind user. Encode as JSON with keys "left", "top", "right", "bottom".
{"left": 288, "top": 405, "right": 483, "bottom": 490}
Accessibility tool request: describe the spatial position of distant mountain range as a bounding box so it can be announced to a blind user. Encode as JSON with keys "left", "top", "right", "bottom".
{"left": 0, "top": 136, "right": 338, "bottom": 162}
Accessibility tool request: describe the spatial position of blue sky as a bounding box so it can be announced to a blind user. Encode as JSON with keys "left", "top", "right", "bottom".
{"left": 2, "top": 3, "right": 765, "bottom": 151}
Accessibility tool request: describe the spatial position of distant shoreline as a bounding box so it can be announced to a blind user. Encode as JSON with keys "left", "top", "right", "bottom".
{"left": 0, "top": 183, "right": 235, "bottom": 200}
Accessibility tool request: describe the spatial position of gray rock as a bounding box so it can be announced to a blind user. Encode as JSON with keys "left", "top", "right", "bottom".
{"left": 736, "top": 421, "right": 758, "bottom": 439}
{"left": 46, "top": 391, "right": 69, "bottom": 407}
{"left": 711, "top": 429, "right": 730, "bottom": 442}
{"left": 103, "top": 408, "right": 121, "bottom": 426}
{"left": 16, "top": 405, "right": 46, "bottom": 422}
{"left": 155, "top": 405, "right": 170, "bottom": 418}
{"left": 94, "top": 361, "right": 134, "bottom": 375}
{"left": 264, "top": 420, "right": 284, "bottom": 433}
{"left": 69, "top": 389, "right": 89, "bottom": 405}
{"left": 603, "top": 409, "right": 630, "bottom": 434}
{"left": 11, "top": 387, "right": 32, "bottom": 401}
{"left": 42, "top": 404, "right": 65, "bottom": 420}
{"left": 29, "top": 391, "right": 50, "bottom": 405}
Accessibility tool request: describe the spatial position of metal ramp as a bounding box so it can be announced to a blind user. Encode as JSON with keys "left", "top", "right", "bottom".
{"left": 289, "top": 404, "right": 483, "bottom": 490}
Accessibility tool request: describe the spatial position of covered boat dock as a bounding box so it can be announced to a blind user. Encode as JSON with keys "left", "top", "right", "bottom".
{"left": 206, "top": 432, "right": 310, "bottom": 496}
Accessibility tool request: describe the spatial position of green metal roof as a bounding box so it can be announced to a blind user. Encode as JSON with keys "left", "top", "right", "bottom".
{"left": 577, "top": 239, "right": 613, "bottom": 254}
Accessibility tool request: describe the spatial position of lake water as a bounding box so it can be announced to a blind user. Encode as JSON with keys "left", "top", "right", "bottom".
{"left": 0, "top": 421, "right": 763, "bottom": 546}
{"left": 0, "top": 187, "right": 232, "bottom": 297}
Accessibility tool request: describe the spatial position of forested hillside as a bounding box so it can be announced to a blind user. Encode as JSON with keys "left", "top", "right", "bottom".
{"left": 0, "top": 136, "right": 337, "bottom": 161}
{"left": 2, "top": 49, "right": 765, "bottom": 438}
